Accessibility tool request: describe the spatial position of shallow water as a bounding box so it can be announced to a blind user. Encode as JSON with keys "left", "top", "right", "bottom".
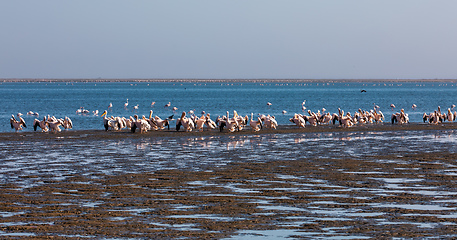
{"left": 2, "top": 81, "right": 457, "bottom": 133}
{"left": 1, "top": 130, "right": 457, "bottom": 238}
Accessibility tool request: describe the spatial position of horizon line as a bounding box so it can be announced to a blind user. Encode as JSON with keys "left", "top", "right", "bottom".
{"left": 2, "top": 78, "right": 457, "bottom": 83}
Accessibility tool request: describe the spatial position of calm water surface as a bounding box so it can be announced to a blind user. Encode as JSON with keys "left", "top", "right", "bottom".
{"left": 1, "top": 81, "right": 457, "bottom": 132}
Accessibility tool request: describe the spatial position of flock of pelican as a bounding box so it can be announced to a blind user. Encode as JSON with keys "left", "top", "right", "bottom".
{"left": 10, "top": 100, "right": 457, "bottom": 133}
{"left": 10, "top": 114, "right": 73, "bottom": 133}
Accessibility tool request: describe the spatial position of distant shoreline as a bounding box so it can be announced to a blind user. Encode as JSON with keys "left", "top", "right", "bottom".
{"left": 2, "top": 78, "right": 457, "bottom": 83}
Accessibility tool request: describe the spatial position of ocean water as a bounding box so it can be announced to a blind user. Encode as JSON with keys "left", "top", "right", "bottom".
{"left": 1, "top": 80, "right": 456, "bottom": 132}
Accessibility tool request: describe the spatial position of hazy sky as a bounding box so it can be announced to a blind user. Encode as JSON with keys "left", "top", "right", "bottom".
{"left": 1, "top": 1, "right": 456, "bottom": 79}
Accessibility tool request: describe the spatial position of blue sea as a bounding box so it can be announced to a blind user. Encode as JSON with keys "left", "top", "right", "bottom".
{"left": 1, "top": 80, "right": 456, "bottom": 132}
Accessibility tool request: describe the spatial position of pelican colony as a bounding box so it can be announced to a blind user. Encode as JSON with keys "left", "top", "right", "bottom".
{"left": 10, "top": 103, "right": 456, "bottom": 133}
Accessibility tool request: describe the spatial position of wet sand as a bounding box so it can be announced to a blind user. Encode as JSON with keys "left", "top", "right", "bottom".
{"left": 1, "top": 123, "right": 457, "bottom": 239}
{"left": 2, "top": 122, "right": 457, "bottom": 142}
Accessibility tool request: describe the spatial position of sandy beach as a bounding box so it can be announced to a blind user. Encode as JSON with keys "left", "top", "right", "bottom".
{"left": 1, "top": 123, "right": 457, "bottom": 239}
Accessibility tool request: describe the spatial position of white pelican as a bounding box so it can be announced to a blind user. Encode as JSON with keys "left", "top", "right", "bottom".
{"left": 131, "top": 115, "right": 151, "bottom": 133}
{"left": 224, "top": 111, "right": 239, "bottom": 132}
{"left": 195, "top": 115, "right": 207, "bottom": 132}
{"left": 319, "top": 112, "right": 332, "bottom": 125}
{"left": 153, "top": 114, "right": 173, "bottom": 130}
{"left": 204, "top": 113, "right": 217, "bottom": 130}
{"left": 289, "top": 113, "right": 305, "bottom": 128}
{"left": 47, "top": 118, "right": 64, "bottom": 133}
{"left": 373, "top": 109, "right": 384, "bottom": 123}
{"left": 33, "top": 117, "right": 49, "bottom": 132}
{"left": 391, "top": 109, "right": 409, "bottom": 124}
{"left": 10, "top": 115, "right": 26, "bottom": 132}
{"left": 260, "top": 114, "right": 278, "bottom": 129}
{"left": 63, "top": 116, "right": 73, "bottom": 130}
{"left": 101, "top": 110, "right": 120, "bottom": 131}
{"left": 250, "top": 113, "right": 263, "bottom": 131}
{"left": 176, "top": 111, "right": 194, "bottom": 132}
{"left": 306, "top": 110, "right": 319, "bottom": 126}
{"left": 446, "top": 108, "right": 454, "bottom": 122}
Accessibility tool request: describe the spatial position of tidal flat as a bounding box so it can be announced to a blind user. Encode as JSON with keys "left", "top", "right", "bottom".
{"left": 1, "top": 123, "right": 457, "bottom": 239}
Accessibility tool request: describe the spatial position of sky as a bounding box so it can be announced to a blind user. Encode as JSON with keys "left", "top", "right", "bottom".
{"left": 1, "top": 0, "right": 457, "bottom": 79}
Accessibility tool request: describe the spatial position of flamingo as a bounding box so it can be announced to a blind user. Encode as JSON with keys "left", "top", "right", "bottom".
{"left": 390, "top": 104, "right": 396, "bottom": 111}
{"left": 124, "top": 99, "right": 129, "bottom": 109}
{"left": 164, "top": 102, "right": 171, "bottom": 108}
{"left": 108, "top": 102, "right": 113, "bottom": 110}
{"left": 412, "top": 104, "right": 417, "bottom": 110}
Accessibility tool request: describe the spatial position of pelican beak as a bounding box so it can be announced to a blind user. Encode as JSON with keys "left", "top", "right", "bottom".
{"left": 101, "top": 111, "right": 107, "bottom": 117}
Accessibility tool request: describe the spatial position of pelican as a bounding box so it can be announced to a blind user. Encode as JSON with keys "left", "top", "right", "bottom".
{"left": 46, "top": 118, "right": 64, "bottom": 133}
{"left": 33, "top": 117, "right": 48, "bottom": 132}
{"left": 63, "top": 116, "right": 73, "bottom": 130}
{"left": 260, "top": 114, "right": 278, "bottom": 129}
{"left": 446, "top": 108, "right": 454, "bottom": 122}
{"left": 153, "top": 114, "right": 172, "bottom": 130}
{"left": 224, "top": 111, "right": 239, "bottom": 132}
{"left": 130, "top": 115, "right": 151, "bottom": 133}
{"left": 391, "top": 109, "right": 409, "bottom": 124}
{"left": 195, "top": 115, "right": 207, "bottom": 132}
{"left": 176, "top": 111, "right": 194, "bottom": 132}
{"left": 10, "top": 115, "right": 26, "bottom": 132}
{"left": 249, "top": 113, "right": 263, "bottom": 131}
{"left": 204, "top": 113, "right": 217, "bottom": 130}
{"left": 101, "top": 110, "right": 120, "bottom": 131}
{"left": 319, "top": 112, "right": 332, "bottom": 125}
{"left": 289, "top": 113, "right": 305, "bottom": 128}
